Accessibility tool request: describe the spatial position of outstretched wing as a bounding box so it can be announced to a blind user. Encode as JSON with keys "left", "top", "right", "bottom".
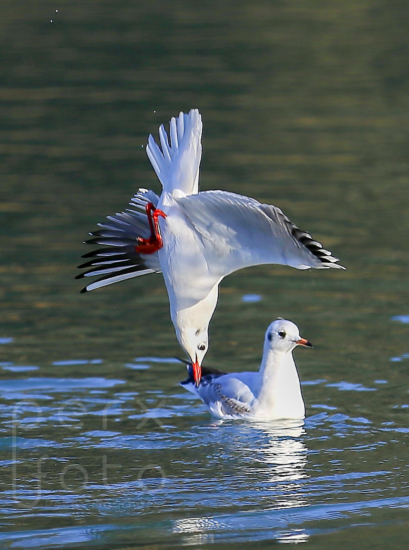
{"left": 177, "top": 190, "right": 344, "bottom": 278}
{"left": 76, "top": 188, "right": 162, "bottom": 293}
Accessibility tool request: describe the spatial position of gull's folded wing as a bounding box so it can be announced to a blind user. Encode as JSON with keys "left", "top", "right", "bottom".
{"left": 201, "top": 375, "right": 256, "bottom": 417}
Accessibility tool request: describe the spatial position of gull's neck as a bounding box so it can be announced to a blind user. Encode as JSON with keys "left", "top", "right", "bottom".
{"left": 253, "top": 346, "right": 305, "bottom": 420}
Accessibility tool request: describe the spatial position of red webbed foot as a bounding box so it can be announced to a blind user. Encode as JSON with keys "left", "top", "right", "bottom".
{"left": 135, "top": 203, "right": 167, "bottom": 254}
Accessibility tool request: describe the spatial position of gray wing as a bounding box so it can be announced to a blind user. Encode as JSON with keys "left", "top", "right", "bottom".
{"left": 197, "top": 373, "right": 256, "bottom": 417}
{"left": 213, "top": 384, "right": 252, "bottom": 416}
{"left": 177, "top": 190, "right": 344, "bottom": 278}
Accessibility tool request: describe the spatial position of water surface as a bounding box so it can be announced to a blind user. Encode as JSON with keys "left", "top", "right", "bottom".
{"left": 1, "top": 1, "right": 409, "bottom": 548}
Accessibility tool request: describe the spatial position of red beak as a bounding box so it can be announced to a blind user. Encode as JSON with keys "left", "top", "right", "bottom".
{"left": 192, "top": 359, "right": 202, "bottom": 387}
{"left": 296, "top": 337, "right": 313, "bottom": 348}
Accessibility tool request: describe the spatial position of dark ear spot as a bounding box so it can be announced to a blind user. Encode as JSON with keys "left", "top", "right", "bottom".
{"left": 267, "top": 332, "right": 273, "bottom": 342}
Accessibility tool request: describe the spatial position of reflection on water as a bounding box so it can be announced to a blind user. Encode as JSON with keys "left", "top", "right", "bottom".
{"left": 391, "top": 316, "right": 409, "bottom": 324}
{"left": 0, "top": 358, "right": 409, "bottom": 546}
{"left": 173, "top": 421, "right": 310, "bottom": 544}
{"left": 259, "top": 423, "right": 307, "bottom": 483}
{"left": 278, "top": 530, "right": 309, "bottom": 544}
{"left": 0, "top": 355, "right": 409, "bottom": 547}
{"left": 247, "top": 421, "right": 310, "bottom": 544}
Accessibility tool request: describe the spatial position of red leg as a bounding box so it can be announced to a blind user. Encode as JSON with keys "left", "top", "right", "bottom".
{"left": 135, "top": 203, "right": 167, "bottom": 254}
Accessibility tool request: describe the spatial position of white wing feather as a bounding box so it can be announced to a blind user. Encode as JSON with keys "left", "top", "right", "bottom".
{"left": 177, "top": 190, "right": 344, "bottom": 278}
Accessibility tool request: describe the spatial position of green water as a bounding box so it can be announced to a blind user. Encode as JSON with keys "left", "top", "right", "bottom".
{"left": 1, "top": 1, "right": 409, "bottom": 548}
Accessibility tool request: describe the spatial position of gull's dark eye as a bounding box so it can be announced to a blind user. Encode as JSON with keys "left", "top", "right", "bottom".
{"left": 278, "top": 330, "right": 286, "bottom": 339}
{"left": 198, "top": 343, "right": 206, "bottom": 351}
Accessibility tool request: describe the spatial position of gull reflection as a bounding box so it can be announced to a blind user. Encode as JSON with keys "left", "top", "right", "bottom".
{"left": 255, "top": 419, "right": 308, "bottom": 482}
{"left": 245, "top": 419, "right": 309, "bottom": 543}
{"left": 249, "top": 419, "right": 309, "bottom": 518}
{"left": 278, "top": 529, "right": 310, "bottom": 544}
{"left": 173, "top": 516, "right": 221, "bottom": 545}
{"left": 173, "top": 419, "right": 310, "bottom": 544}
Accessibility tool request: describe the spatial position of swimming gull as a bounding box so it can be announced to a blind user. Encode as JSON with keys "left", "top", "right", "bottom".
{"left": 180, "top": 318, "right": 310, "bottom": 420}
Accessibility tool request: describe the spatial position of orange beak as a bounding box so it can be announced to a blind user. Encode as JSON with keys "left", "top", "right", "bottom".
{"left": 192, "top": 358, "right": 202, "bottom": 387}
{"left": 296, "top": 337, "right": 313, "bottom": 348}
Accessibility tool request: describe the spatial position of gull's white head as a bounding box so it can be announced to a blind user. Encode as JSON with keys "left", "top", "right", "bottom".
{"left": 177, "top": 325, "right": 209, "bottom": 386}
{"left": 264, "top": 319, "right": 312, "bottom": 354}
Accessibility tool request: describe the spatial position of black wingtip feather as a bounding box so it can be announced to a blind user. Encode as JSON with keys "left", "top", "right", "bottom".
{"left": 181, "top": 363, "right": 228, "bottom": 386}
{"left": 81, "top": 247, "right": 128, "bottom": 259}
{"left": 84, "top": 237, "right": 134, "bottom": 246}
{"left": 290, "top": 225, "right": 344, "bottom": 268}
{"left": 77, "top": 256, "right": 131, "bottom": 269}
{"left": 260, "top": 203, "right": 344, "bottom": 269}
